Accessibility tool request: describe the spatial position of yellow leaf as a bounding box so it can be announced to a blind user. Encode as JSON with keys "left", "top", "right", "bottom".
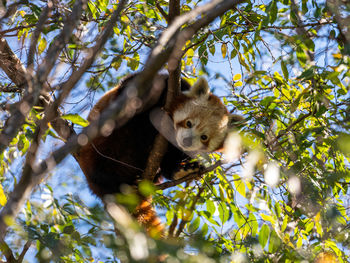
{"left": 38, "top": 38, "right": 47, "bottom": 54}
{"left": 19, "top": 11, "right": 26, "bottom": 17}
{"left": 233, "top": 73, "right": 241, "bottom": 81}
{"left": 314, "top": 212, "right": 323, "bottom": 237}
{"left": 314, "top": 252, "right": 338, "bottom": 263}
{"left": 234, "top": 81, "right": 243, "bottom": 87}
{"left": 332, "top": 53, "right": 342, "bottom": 59}
{"left": 234, "top": 179, "right": 246, "bottom": 198}
{"left": 221, "top": 43, "right": 227, "bottom": 58}
{"left": 296, "top": 236, "right": 303, "bottom": 248}
{"left": 261, "top": 213, "right": 275, "bottom": 225}
{"left": 219, "top": 184, "right": 226, "bottom": 201}
{"left": 0, "top": 185, "right": 7, "bottom": 206}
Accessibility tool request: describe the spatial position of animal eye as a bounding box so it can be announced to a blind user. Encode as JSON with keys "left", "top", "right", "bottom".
{"left": 185, "top": 120, "right": 192, "bottom": 128}
{"left": 200, "top": 135, "right": 208, "bottom": 141}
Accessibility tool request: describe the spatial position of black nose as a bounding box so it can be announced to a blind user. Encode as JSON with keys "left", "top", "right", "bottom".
{"left": 183, "top": 137, "right": 192, "bottom": 147}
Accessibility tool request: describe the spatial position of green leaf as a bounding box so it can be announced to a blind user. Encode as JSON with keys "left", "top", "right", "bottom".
{"left": 248, "top": 213, "right": 258, "bottom": 237}
{"left": 258, "top": 224, "right": 270, "bottom": 248}
{"left": 188, "top": 216, "right": 200, "bottom": 233}
{"left": 61, "top": 114, "right": 89, "bottom": 127}
{"left": 206, "top": 200, "right": 216, "bottom": 215}
{"left": 234, "top": 179, "right": 246, "bottom": 197}
{"left": 209, "top": 45, "right": 215, "bottom": 56}
{"left": 261, "top": 213, "right": 275, "bottom": 225}
{"left": 270, "top": 0, "right": 278, "bottom": 24}
{"left": 305, "top": 220, "right": 314, "bottom": 233}
{"left": 281, "top": 216, "right": 289, "bottom": 232}
{"left": 281, "top": 60, "right": 289, "bottom": 79}
{"left": 127, "top": 52, "right": 140, "bottom": 71}
{"left": 218, "top": 204, "right": 229, "bottom": 224}
{"left": 138, "top": 180, "right": 155, "bottom": 196}
{"left": 268, "top": 230, "right": 281, "bottom": 253}
{"left": 87, "top": 1, "right": 97, "bottom": 19}
{"left": 296, "top": 47, "right": 307, "bottom": 66}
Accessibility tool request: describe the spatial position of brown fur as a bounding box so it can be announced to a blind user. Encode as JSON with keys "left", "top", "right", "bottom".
{"left": 76, "top": 74, "right": 240, "bottom": 234}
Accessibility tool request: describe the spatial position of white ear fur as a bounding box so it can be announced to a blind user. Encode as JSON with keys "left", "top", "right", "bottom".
{"left": 186, "top": 77, "right": 210, "bottom": 98}
{"left": 228, "top": 114, "right": 244, "bottom": 128}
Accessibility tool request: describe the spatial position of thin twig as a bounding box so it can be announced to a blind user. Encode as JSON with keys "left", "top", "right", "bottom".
{"left": 0, "top": 85, "right": 22, "bottom": 93}
{"left": 155, "top": 1, "right": 169, "bottom": 23}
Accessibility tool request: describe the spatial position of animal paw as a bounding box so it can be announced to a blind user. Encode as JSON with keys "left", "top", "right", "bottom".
{"left": 173, "top": 162, "right": 203, "bottom": 180}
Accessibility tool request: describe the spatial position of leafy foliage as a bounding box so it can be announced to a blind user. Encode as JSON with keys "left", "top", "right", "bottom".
{"left": 0, "top": 0, "right": 349, "bottom": 262}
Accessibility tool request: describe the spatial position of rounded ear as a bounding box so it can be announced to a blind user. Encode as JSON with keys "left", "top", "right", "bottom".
{"left": 186, "top": 77, "right": 210, "bottom": 98}
{"left": 228, "top": 114, "right": 245, "bottom": 128}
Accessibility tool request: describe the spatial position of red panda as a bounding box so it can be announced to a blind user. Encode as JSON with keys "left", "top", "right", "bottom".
{"left": 76, "top": 73, "right": 242, "bottom": 234}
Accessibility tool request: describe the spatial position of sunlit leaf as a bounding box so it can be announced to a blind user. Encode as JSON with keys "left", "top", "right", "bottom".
{"left": 61, "top": 114, "right": 89, "bottom": 127}
{"left": 221, "top": 43, "right": 227, "bottom": 58}
{"left": 0, "top": 184, "right": 7, "bottom": 206}
{"left": 259, "top": 224, "right": 270, "bottom": 248}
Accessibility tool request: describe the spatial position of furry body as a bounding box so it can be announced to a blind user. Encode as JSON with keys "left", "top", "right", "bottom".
{"left": 77, "top": 74, "right": 191, "bottom": 197}
{"left": 76, "top": 73, "right": 241, "bottom": 231}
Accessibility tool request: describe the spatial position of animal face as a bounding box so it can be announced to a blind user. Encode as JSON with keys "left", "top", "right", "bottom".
{"left": 172, "top": 78, "right": 242, "bottom": 153}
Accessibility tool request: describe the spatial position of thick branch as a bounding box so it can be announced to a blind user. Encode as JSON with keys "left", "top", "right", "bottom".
{"left": 327, "top": 0, "right": 350, "bottom": 49}
{"left": 142, "top": 0, "right": 181, "bottom": 181}
{"left": 0, "top": 38, "right": 27, "bottom": 89}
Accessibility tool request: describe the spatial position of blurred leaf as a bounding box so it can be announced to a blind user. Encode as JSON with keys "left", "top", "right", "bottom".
{"left": 38, "top": 37, "right": 47, "bottom": 54}
{"left": 259, "top": 224, "right": 270, "bottom": 248}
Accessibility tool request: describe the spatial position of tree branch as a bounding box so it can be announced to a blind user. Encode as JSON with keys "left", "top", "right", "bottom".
{"left": 0, "top": 240, "right": 15, "bottom": 263}
{"left": 157, "top": 161, "right": 223, "bottom": 190}
{"left": 155, "top": 1, "right": 169, "bottom": 23}
{"left": 27, "top": 2, "right": 53, "bottom": 69}
{"left": 0, "top": 1, "right": 27, "bottom": 22}
{"left": 327, "top": 0, "right": 350, "bottom": 50}
{"left": 142, "top": 0, "right": 181, "bottom": 181}
{"left": 0, "top": 38, "right": 27, "bottom": 89}
{"left": 0, "top": 85, "right": 22, "bottom": 93}
{"left": 17, "top": 241, "right": 31, "bottom": 263}
{"left": 0, "top": 0, "right": 86, "bottom": 155}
